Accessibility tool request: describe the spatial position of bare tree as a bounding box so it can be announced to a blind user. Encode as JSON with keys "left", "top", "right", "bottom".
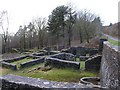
{"left": 75, "top": 13, "right": 84, "bottom": 43}
{"left": 66, "top": 7, "right": 76, "bottom": 47}
{"left": 34, "top": 17, "right": 47, "bottom": 49}
{"left": 0, "top": 11, "right": 9, "bottom": 53}
{"left": 77, "top": 10, "right": 96, "bottom": 43}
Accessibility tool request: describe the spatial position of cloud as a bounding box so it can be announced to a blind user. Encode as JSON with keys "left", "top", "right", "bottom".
{"left": 0, "top": 0, "right": 119, "bottom": 33}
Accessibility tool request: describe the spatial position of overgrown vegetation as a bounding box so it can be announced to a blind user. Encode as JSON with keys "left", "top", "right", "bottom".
{"left": 11, "top": 57, "right": 33, "bottom": 69}
{"left": 75, "top": 58, "right": 85, "bottom": 70}
{"left": 0, "top": 3, "right": 106, "bottom": 83}
{"left": 0, "top": 56, "right": 99, "bottom": 82}
{"left": 0, "top": 63, "right": 98, "bottom": 82}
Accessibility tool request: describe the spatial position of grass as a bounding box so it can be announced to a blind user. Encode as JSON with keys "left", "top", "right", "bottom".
{"left": 100, "top": 35, "right": 120, "bottom": 46}
{"left": 1, "top": 62, "right": 98, "bottom": 82}
{"left": 76, "top": 58, "right": 85, "bottom": 70}
{"left": 108, "top": 38, "right": 120, "bottom": 46}
{"left": 22, "top": 68, "right": 97, "bottom": 82}
{"left": 80, "top": 61, "right": 85, "bottom": 70}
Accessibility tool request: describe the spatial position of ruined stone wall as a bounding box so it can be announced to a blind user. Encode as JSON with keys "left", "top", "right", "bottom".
{"left": 100, "top": 41, "right": 120, "bottom": 89}
{"left": 0, "top": 74, "right": 95, "bottom": 89}
{"left": 45, "top": 57, "right": 80, "bottom": 70}
{"left": 85, "top": 55, "right": 102, "bottom": 71}
{"left": 20, "top": 57, "right": 45, "bottom": 68}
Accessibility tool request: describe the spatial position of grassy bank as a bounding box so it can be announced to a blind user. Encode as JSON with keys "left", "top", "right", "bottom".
{"left": 0, "top": 61, "right": 98, "bottom": 82}
{"left": 100, "top": 35, "right": 120, "bottom": 46}
{"left": 108, "top": 38, "right": 120, "bottom": 46}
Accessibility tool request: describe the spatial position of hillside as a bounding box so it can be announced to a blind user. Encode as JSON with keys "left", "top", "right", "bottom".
{"left": 102, "top": 22, "right": 120, "bottom": 38}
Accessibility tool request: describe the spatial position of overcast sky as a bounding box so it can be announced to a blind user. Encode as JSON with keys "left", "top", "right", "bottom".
{"left": 0, "top": 0, "right": 119, "bottom": 33}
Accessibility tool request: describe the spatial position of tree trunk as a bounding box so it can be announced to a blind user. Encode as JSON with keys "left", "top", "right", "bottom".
{"left": 23, "top": 33, "right": 26, "bottom": 50}
{"left": 79, "top": 29, "right": 83, "bottom": 43}
{"left": 68, "top": 26, "right": 72, "bottom": 47}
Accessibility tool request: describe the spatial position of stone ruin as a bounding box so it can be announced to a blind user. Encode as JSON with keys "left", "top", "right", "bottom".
{"left": 85, "top": 55, "right": 102, "bottom": 71}
{"left": 45, "top": 53, "right": 80, "bottom": 70}
{"left": 0, "top": 40, "right": 120, "bottom": 89}
{"left": 61, "top": 46, "right": 99, "bottom": 56}
{"left": 100, "top": 41, "right": 120, "bottom": 89}
{"left": 0, "top": 74, "right": 96, "bottom": 89}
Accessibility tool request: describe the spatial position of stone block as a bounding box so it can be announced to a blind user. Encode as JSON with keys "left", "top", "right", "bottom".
{"left": 3, "top": 55, "right": 29, "bottom": 63}
{"left": 2, "top": 61, "right": 17, "bottom": 70}
{"left": 100, "top": 41, "right": 120, "bottom": 89}
{"left": 85, "top": 55, "right": 102, "bottom": 71}
{"left": 20, "top": 57, "right": 45, "bottom": 68}
{"left": 45, "top": 57, "right": 80, "bottom": 70}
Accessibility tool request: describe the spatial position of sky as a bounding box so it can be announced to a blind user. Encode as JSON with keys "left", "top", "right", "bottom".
{"left": 0, "top": 0, "right": 119, "bottom": 34}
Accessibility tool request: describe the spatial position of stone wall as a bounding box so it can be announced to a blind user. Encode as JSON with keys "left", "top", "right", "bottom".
{"left": 45, "top": 57, "right": 80, "bottom": 70}
{"left": 50, "top": 53, "right": 75, "bottom": 61}
{"left": 1, "top": 62, "right": 17, "bottom": 70}
{"left": 0, "top": 74, "right": 97, "bottom": 89}
{"left": 100, "top": 41, "right": 120, "bottom": 89}
{"left": 20, "top": 57, "right": 45, "bottom": 68}
{"left": 85, "top": 55, "right": 102, "bottom": 71}
{"left": 79, "top": 56, "right": 91, "bottom": 61}
{"left": 3, "top": 55, "right": 29, "bottom": 63}
{"left": 61, "top": 47, "right": 99, "bottom": 56}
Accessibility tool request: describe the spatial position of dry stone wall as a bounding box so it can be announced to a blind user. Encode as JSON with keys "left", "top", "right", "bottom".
{"left": 100, "top": 41, "right": 120, "bottom": 89}
{"left": 20, "top": 57, "right": 45, "bottom": 68}
{"left": 45, "top": 57, "right": 80, "bottom": 70}
{"left": 85, "top": 55, "right": 102, "bottom": 71}
{"left": 1, "top": 62, "right": 17, "bottom": 70}
{"left": 3, "top": 55, "right": 29, "bottom": 63}
{"left": 0, "top": 74, "right": 98, "bottom": 89}
{"left": 62, "top": 47, "right": 99, "bottom": 56}
{"left": 50, "top": 53, "right": 75, "bottom": 61}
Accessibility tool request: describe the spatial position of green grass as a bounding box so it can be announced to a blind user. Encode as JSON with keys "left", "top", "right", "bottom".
{"left": 0, "top": 63, "right": 44, "bottom": 76}
{"left": 75, "top": 58, "right": 85, "bottom": 70}
{"left": 22, "top": 68, "right": 97, "bottom": 82}
{"left": 108, "top": 38, "right": 120, "bottom": 46}
{"left": 11, "top": 57, "right": 34, "bottom": 69}
{"left": 100, "top": 35, "right": 120, "bottom": 46}
{"left": 1, "top": 62, "right": 98, "bottom": 82}
{"left": 80, "top": 61, "right": 85, "bottom": 70}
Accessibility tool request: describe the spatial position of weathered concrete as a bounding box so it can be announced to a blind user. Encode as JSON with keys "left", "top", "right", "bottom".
{"left": 0, "top": 74, "right": 101, "bottom": 89}
{"left": 100, "top": 41, "right": 120, "bottom": 89}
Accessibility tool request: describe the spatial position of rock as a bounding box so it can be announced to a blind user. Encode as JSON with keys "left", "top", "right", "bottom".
{"left": 85, "top": 55, "right": 102, "bottom": 71}
{"left": 45, "top": 57, "right": 80, "bottom": 70}
{"left": 1, "top": 61, "right": 17, "bottom": 70}
{"left": 0, "top": 74, "right": 95, "bottom": 89}
{"left": 20, "top": 57, "right": 45, "bottom": 68}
